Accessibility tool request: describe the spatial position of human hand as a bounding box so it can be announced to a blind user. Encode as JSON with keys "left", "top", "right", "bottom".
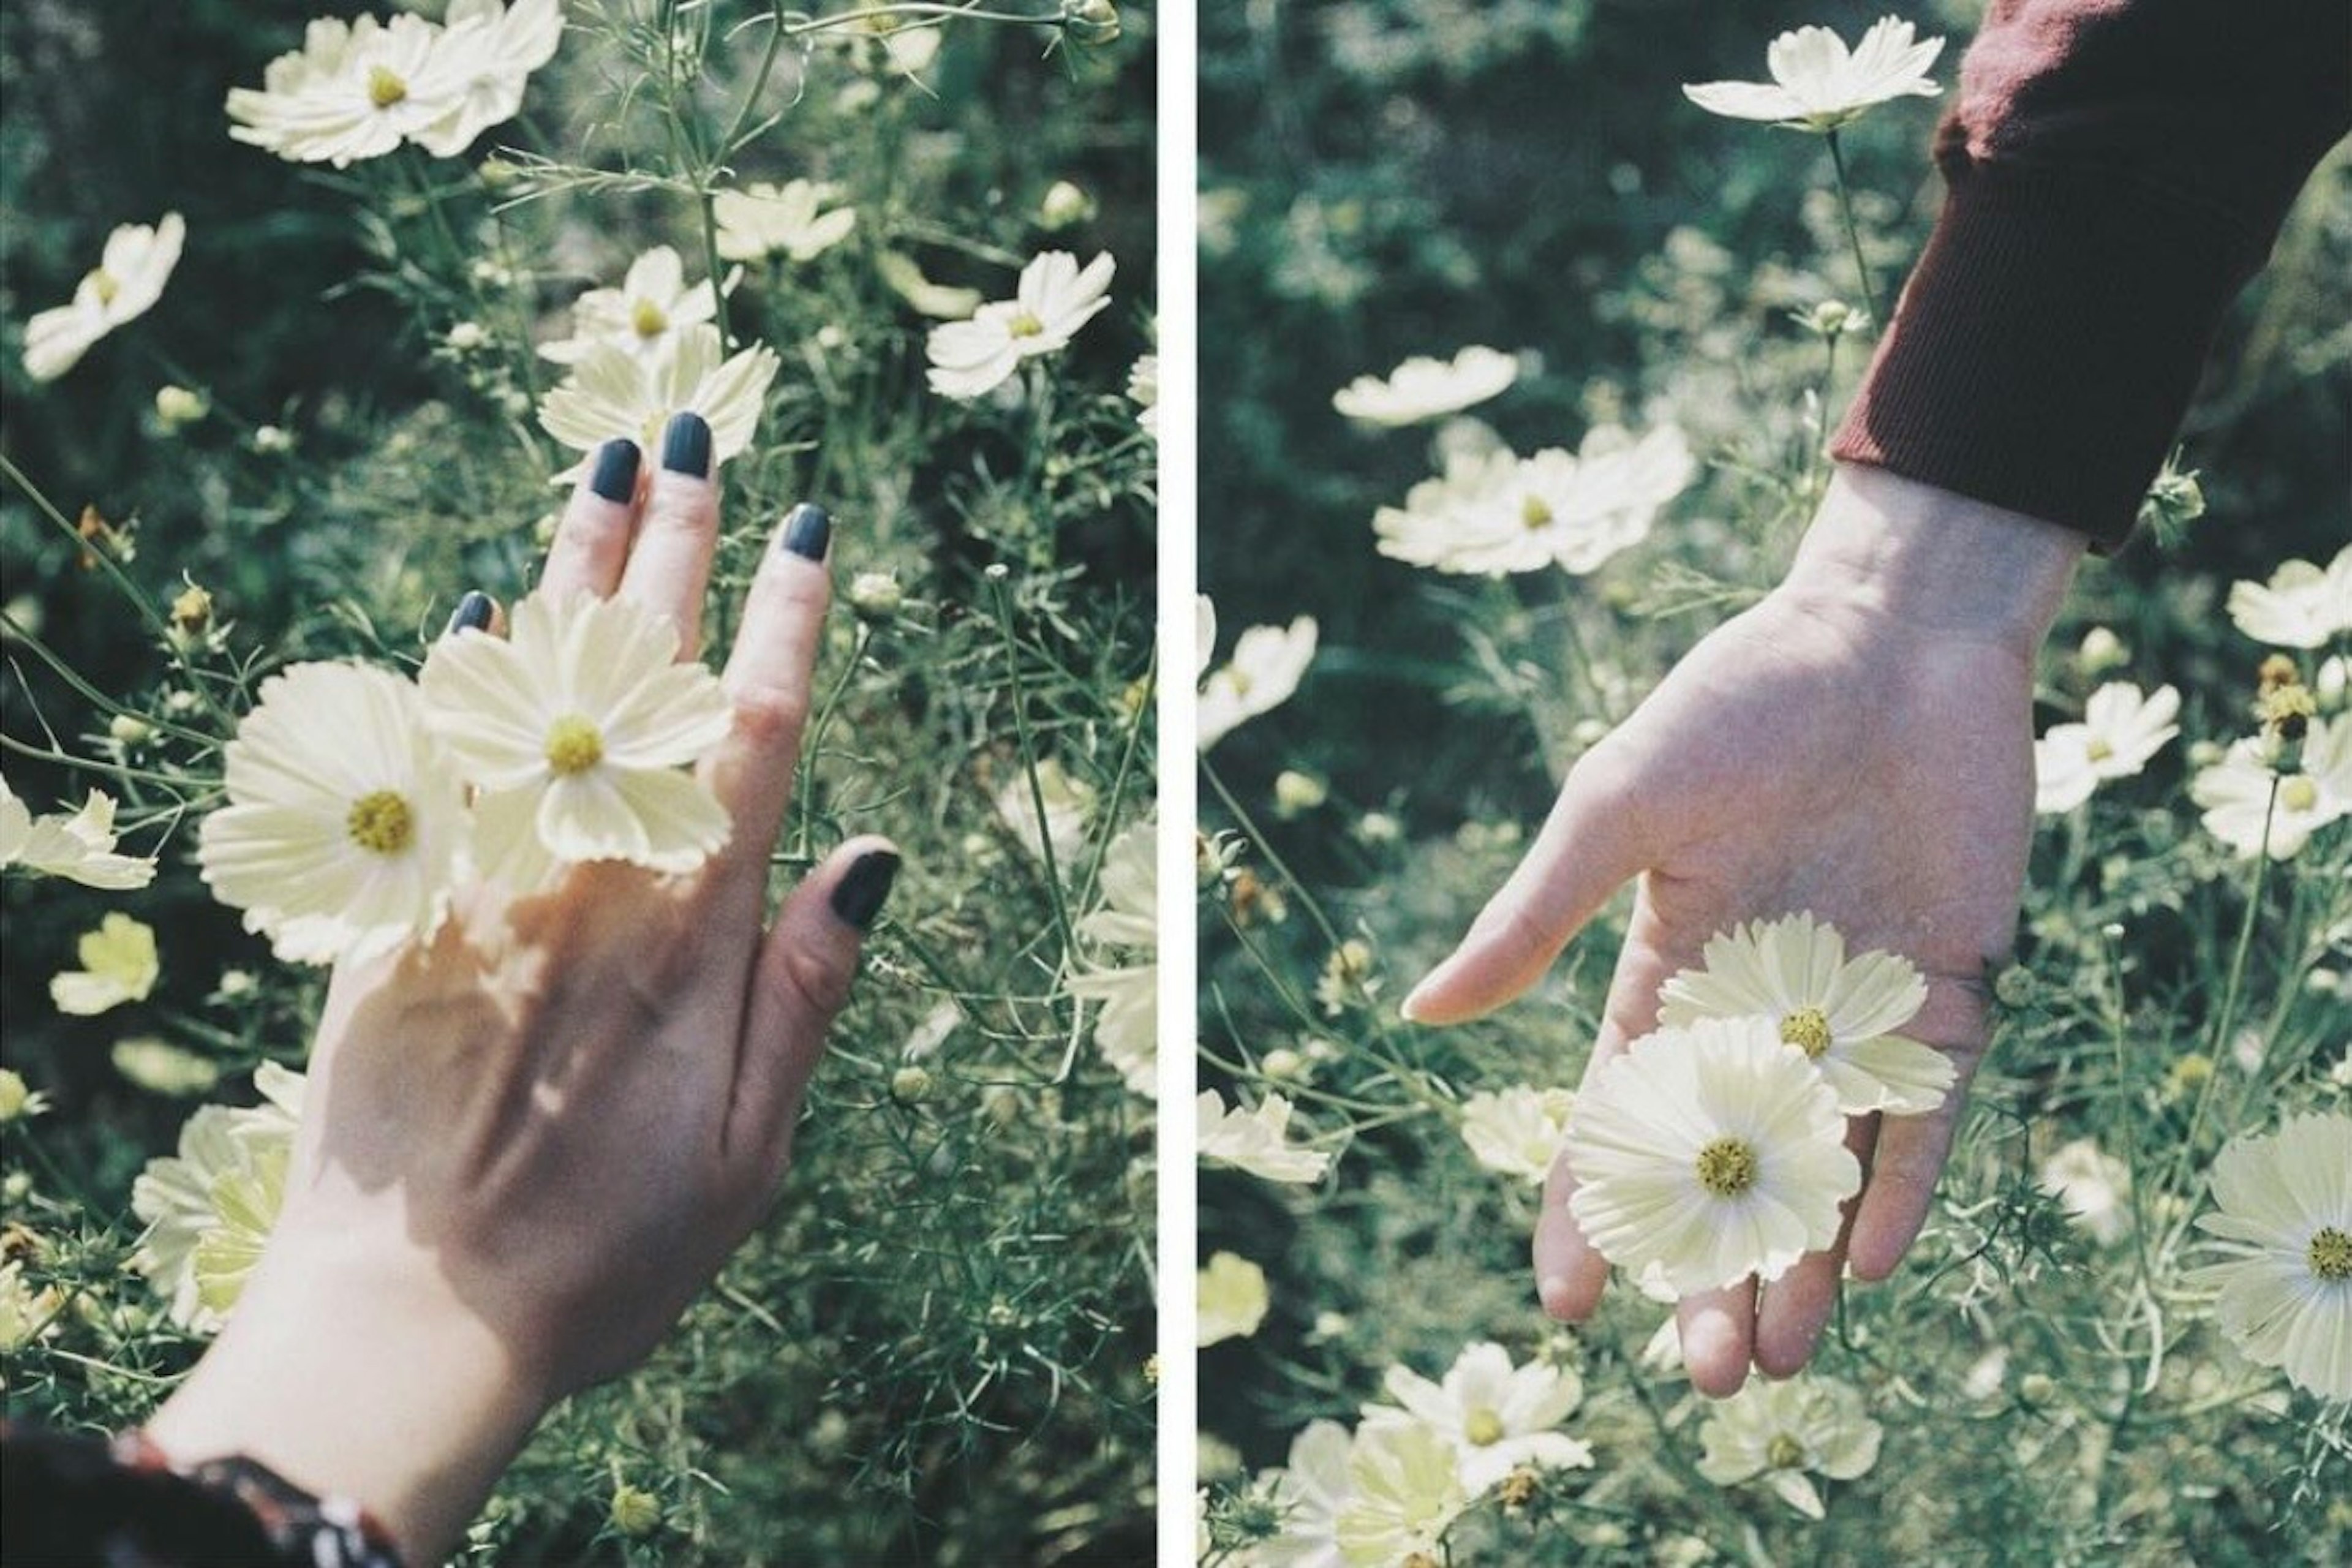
{"left": 1401, "top": 466, "right": 2084, "bottom": 1396}
{"left": 148, "top": 417, "right": 897, "bottom": 1561}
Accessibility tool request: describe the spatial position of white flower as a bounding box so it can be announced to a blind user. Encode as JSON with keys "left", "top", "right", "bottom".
{"left": 1199, "top": 1250, "right": 1272, "bottom": 1347}
{"left": 2038, "top": 1137, "right": 2132, "bottom": 1247}
{"left": 1458, "top": 1086, "right": 1576, "bottom": 1185}
{"left": 1695, "top": 1375, "right": 1883, "bottom": 1520}
{"left": 876, "top": 251, "right": 983, "bottom": 320}
{"left": 2227, "top": 547, "right": 2352, "bottom": 649}
{"left": 925, "top": 251, "right": 1115, "bottom": 400}
{"left": 1362, "top": 1342, "right": 1593, "bottom": 1494}
{"left": 540, "top": 247, "right": 721, "bottom": 366}
{"left": 1656, "top": 911, "right": 1953, "bottom": 1116}
{"left": 418, "top": 592, "right": 734, "bottom": 878}
{"left": 1683, "top": 16, "right": 1944, "bottom": 132}
{"left": 1066, "top": 816, "right": 1156, "bottom": 1098}
{"left": 23, "top": 214, "right": 184, "bottom": 382}
{"left": 1128, "top": 352, "right": 1159, "bottom": 440}
{"left": 1566, "top": 1018, "right": 1861, "bottom": 1294}
{"left": 1237, "top": 1420, "right": 1353, "bottom": 1568}
{"left": 2188, "top": 1112, "right": 2351, "bottom": 1401}
{"left": 426, "top": 0, "right": 565, "bottom": 159}
{"left": 198, "top": 663, "right": 469, "bottom": 966}
{"left": 1199, "top": 613, "right": 1318, "bottom": 751}
{"left": 0, "top": 1259, "right": 66, "bottom": 1352}
{"left": 536, "top": 322, "right": 780, "bottom": 482}
{"left": 1333, "top": 1422, "right": 1468, "bottom": 1567}
{"left": 50, "top": 913, "right": 160, "bottom": 1016}
{"left": 1333, "top": 346, "right": 1517, "bottom": 427}
{"left": 992, "top": 756, "right": 1096, "bottom": 870}
{"left": 131, "top": 1065, "right": 306, "bottom": 1334}
{"left": 0, "top": 776, "right": 156, "bottom": 889}
{"left": 1374, "top": 423, "right": 1692, "bottom": 578}
{"left": 225, "top": 12, "right": 466, "bottom": 167}
{"left": 715, "top": 180, "right": 858, "bottom": 263}
{"left": 1200, "top": 1091, "right": 1331, "bottom": 1185}
{"left": 2191, "top": 715, "right": 2352, "bottom": 860}
{"left": 2034, "top": 682, "right": 2180, "bottom": 813}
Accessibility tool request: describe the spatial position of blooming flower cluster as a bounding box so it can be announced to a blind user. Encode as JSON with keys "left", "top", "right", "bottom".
{"left": 1373, "top": 422, "right": 1693, "bottom": 578}
{"left": 198, "top": 592, "right": 734, "bottom": 965}
{"left": 925, "top": 251, "right": 1117, "bottom": 400}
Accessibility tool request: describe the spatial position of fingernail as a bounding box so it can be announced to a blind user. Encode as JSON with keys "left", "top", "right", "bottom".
{"left": 830, "top": 850, "right": 901, "bottom": 931}
{"left": 779, "top": 502, "right": 831, "bottom": 562}
{"left": 660, "top": 411, "right": 712, "bottom": 478}
{"left": 589, "top": 438, "right": 641, "bottom": 503}
{"left": 445, "top": 590, "right": 495, "bottom": 636}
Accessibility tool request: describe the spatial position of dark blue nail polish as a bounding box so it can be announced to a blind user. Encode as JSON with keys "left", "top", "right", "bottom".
{"left": 780, "top": 503, "right": 831, "bottom": 562}
{"left": 660, "top": 412, "right": 712, "bottom": 478}
{"left": 589, "top": 439, "right": 641, "bottom": 503}
{"left": 830, "top": 850, "right": 900, "bottom": 930}
{"left": 445, "top": 590, "right": 495, "bottom": 636}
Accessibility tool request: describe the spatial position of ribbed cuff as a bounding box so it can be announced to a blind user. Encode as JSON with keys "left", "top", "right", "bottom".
{"left": 1830, "top": 158, "right": 2257, "bottom": 550}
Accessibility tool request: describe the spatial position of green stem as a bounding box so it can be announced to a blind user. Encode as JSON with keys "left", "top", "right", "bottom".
{"left": 987, "top": 575, "right": 1077, "bottom": 967}
{"left": 1823, "top": 129, "right": 1885, "bottom": 326}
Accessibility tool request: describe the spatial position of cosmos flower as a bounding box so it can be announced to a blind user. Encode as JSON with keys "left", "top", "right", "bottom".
{"left": 2227, "top": 546, "right": 2352, "bottom": 650}
{"left": 1332, "top": 346, "right": 1517, "bottom": 427}
{"left": 1683, "top": 16, "right": 1943, "bottom": 132}
{"left": 714, "top": 180, "right": 858, "bottom": 263}
{"left": 1457, "top": 1085, "right": 1577, "bottom": 1185}
{"left": 429, "top": 0, "right": 565, "bottom": 159}
{"left": 2189, "top": 1112, "right": 2351, "bottom": 1401}
{"left": 1373, "top": 423, "right": 1691, "bottom": 577}
{"left": 1236, "top": 1420, "right": 1354, "bottom": 1568}
{"left": 992, "top": 756, "right": 1097, "bottom": 870}
{"left": 1361, "top": 1342, "right": 1593, "bottom": 1494}
{"left": 2190, "top": 715, "right": 2352, "bottom": 860}
{"left": 2034, "top": 682, "right": 2180, "bottom": 814}
{"left": 131, "top": 1064, "right": 306, "bottom": 1334}
{"left": 1128, "top": 352, "right": 1159, "bottom": 440}
{"left": 1199, "top": 1251, "right": 1272, "bottom": 1347}
{"left": 1199, "top": 607, "right": 1319, "bottom": 751}
{"left": 925, "top": 251, "right": 1116, "bottom": 400}
{"left": 50, "top": 913, "right": 160, "bottom": 1017}
{"left": 1066, "top": 816, "right": 1157, "bottom": 1098}
{"left": 1200, "top": 1091, "right": 1332, "bottom": 1185}
{"left": 22, "top": 214, "right": 184, "bottom": 382}
{"left": 2038, "top": 1137, "right": 2133, "bottom": 1247}
{"left": 1332, "top": 1422, "right": 1468, "bottom": 1567}
{"left": 540, "top": 247, "right": 722, "bottom": 366}
{"left": 536, "top": 323, "right": 780, "bottom": 483}
{"left": 1695, "top": 1374, "right": 1884, "bottom": 1519}
{"left": 0, "top": 776, "right": 156, "bottom": 889}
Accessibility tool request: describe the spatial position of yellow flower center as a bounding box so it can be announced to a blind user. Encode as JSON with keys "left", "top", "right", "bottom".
{"left": 2311, "top": 1227, "right": 2352, "bottom": 1282}
{"left": 88, "top": 268, "right": 121, "bottom": 306}
{"left": 1521, "top": 495, "right": 1553, "bottom": 529}
{"left": 345, "top": 790, "right": 415, "bottom": 855}
{"left": 1007, "top": 310, "right": 1046, "bottom": 339}
{"left": 2280, "top": 775, "right": 2320, "bottom": 813}
{"left": 1766, "top": 1434, "right": 1806, "bottom": 1471}
{"left": 1779, "top": 1007, "right": 1833, "bottom": 1060}
{"left": 544, "top": 715, "right": 605, "bottom": 776}
{"left": 1695, "top": 1136, "right": 1759, "bottom": 1198}
{"left": 1463, "top": 1408, "right": 1506, "bottom": 1447}
{"left": 631, "top": 298, "right": 669, "bottom": 337}
{"left": 2085, "top": 736, "right": 2114, "bottom": 763}
{"left": 368, "top": 64, "right": 409, "bottom": 108}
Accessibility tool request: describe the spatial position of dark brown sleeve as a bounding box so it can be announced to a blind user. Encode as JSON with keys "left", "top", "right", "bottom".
{"left": 1828, "top": 0, "right": 2352, "bottom": 546}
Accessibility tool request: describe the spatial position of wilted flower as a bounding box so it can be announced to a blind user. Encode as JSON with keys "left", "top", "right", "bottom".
{"left": 1374, "top": 423, "right": 1691, "bottom": 578}
{"left": 1199, "top": 604, "right": 1318, "bottom": 750}
{"left": 1200, "top": 1091, "right": 1331, "bottom": 1185}
{"left": 537, "top": 323, "right": 780, "bottom": 483}
{"left": 2227, "top": 546, "right": 2352, "bottom": 650}
{"left": 50, "top": 913, "right": 160, "bottom": 1017}
{"left": 2189, "top": 1112, "right": 2351, "bottom": 1401}
{"left": 0, "top": 776, "right": 157, "bottom": 889}
{"left": 2190, "top": 715, "right": 2352, "bottom": 859}
{"left": 925, "top": 251, "right": 1115, "bottom": 400}
{"left": 1683, "top": 16, "right": 1943, "bottom": 132}
{"left": 132, "top": 1065, "right": 306, "bottom": 1333}
{"left": 23, "top": 214, "right": 184, "bottom": 382}
{"left": 1362, "top": 1343, "right": 1592, "bottom": 1494}
{"left": 1696, "top": 1375, "right": 1883, "bottom": 1519}
{"left": 1066, "top": 816, "right": 1157, "bottom": 1098}
{"left": 1199, "top": 1251, "right": 1271, "bottom": 1347}
{"left": 1332, "top": 347, "right": 1517, "bottom": 427}
{"left": 1458, "top": 1086, "right": 1576, "bottom": 1185}
{"left": 714, "top": 181, "right": 858, "bottom": 264}
{"left": 540, "top": 247, "right": 720, "bottom": 366}
{"left": 2033, "top": 682, "right": 2180, "bottom": 814}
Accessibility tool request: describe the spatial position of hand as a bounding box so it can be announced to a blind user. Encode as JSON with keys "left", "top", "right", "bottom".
{"left": 147, "top": 421, "right": 897, "bottom": 1562}
{"left": 1402, "top": 466, "right": 2084, "bottom": 1396}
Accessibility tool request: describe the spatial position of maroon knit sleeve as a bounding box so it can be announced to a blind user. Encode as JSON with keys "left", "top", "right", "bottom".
{"left": 1828, "top": 0, "right": 2351, "bottom": 546}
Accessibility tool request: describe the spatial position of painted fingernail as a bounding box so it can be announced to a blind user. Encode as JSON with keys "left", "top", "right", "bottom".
{"left": 589, "top": 438, "right": 641, "bottom": 503}
{"left": 780, "top": 502, "right": 831, "bottom": 562}
{"left": 445, "top": 590, "right": 496, "bottom": 636}
{"left": 660, "top": 411, "right": 712, "bottom": 478}
{"left": 831, "top": 850, "right": 900, "bottom": 931}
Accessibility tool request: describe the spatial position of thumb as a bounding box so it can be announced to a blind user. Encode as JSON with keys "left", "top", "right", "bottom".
{"left": 1400, "top": 758, "right": 1651, "bottom": 1026}
{"left": 729, "top": 836, "right": 900, "bottom": 1166}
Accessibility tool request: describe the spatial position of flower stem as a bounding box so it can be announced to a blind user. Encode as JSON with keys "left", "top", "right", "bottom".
{"left": 1824, "top": 129, "right": 1885, "bottom": 327}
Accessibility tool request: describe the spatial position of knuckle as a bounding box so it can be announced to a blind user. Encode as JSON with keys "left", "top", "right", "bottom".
{"left": 768, "top": 940, "right": 855, "bottom": 1020}
{"left": 729, "top": 687, "right": 810, "bottom": 749}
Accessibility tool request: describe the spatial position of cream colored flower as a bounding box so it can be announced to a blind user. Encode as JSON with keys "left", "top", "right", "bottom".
{"left": 715, "top": 181, "right": 858, "bottom": 263}
{"left": 132, "top": 1064, "right": 306, "bottom": 1334}
{"left": 1333, "top": 1422, "right": 1468, "bottom": 1567}
{"left": 2228, "top": 546, "right": 2352, "bottom": 650}
{"left": 1067, "top": 816, "right": 1157, "bottom": 1098}
{"left": 1362, "top": 1342, "right": 1592, "bottom": 1494}
{"left": 0, "top": 1259, "right": 66, "bottom": 1352}
{"left": 23, "top": 214, "right": 184, "bottom": 382}
{"left": 1237, "top": 1420, "right": 1352, "bottom": 1568}
{"left": 1656, "top": 911, "right": 1953, "bottom": 1115}
{"left": 2191, "top": 715, "right": 2352, "bottom": 860}
{"left": 2038, "top": 1137, "right": 2132, "bottom": 1247}
{"left": 419, "top": 592, "right": 734, "bottom": 878}
{"left": 2189, "top": 1112, "right": 2351, "bottom": 1401}
{"left": 925, "top": 251, "right": 1116, "bottom": 399}
{"left": 1567, "top": 1018, "right": 1860, "bottom": 1294}
{"left": 198, "top": 662, "right": 469, "bottom": 965}
{"left": 1696, "top": 1375, "right": 1883, "bottom": 1520}
{"left": 876, "top": 251, "right": 983, "bottom": 320}
{"left": 1128, "top": 352, "right": 1159, "bottom": 440}
{"left": 540, "top": 247, "right": 721, "bottom": 366}
{"left": 225, "top": 12, "right": 468, "bottom": 167}
{"left": 1684, "top": 16, "right": 1943, "bottom": 132}
{"left": 0, "top": 775, "right": 156, "bottom": 889}
{"left": 2034, "top": 682, "right": 2180, "bottom": 813}
{"left": 1200, "top": 1091, "right": 1331, "bottom": 1185}
{"left": 1374, "top": 424, "right": 1691, "bottom": 577}
{"left": 537, "top": 323, "right": 779, "bottom": 482}
{"left": 1199, "top": 614, "right": 1318, "bottom": 751}
{"left": 427, "top": 0, "right": 565, "bottom": 159}
{"left": 993, "top": 756, "right": 1096, "bottom": 869}
{"left": 1333, "top": 346, "right": 1517, "bottom": 427}
{"left": 1199, "top": 1251, "right": 1272, "bottom": 1347}
{"left": 50, "top": 913, "right": 160, "bottom": 1016}
{"left": 1458, "top": 1086, "right": 1576, "bottom": 1185}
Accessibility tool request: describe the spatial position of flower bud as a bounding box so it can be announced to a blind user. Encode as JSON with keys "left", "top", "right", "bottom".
{"left": 609, "top": 1485, "right": 662, "bottom": 1538}
{"left": 154, "top": 385, "right": 208, "bottom": 432}
{"left": 2076, "top": 627, "right": 2127, "bottom": 674}
{"left": 850, "top": 571, "right": 904, "bottom": 619}
{"left": 1038, "top": 179, "right": 1095, "bottom": 230}
{"left": 890, "top": 1064, "right": 934, "bottom": 1104}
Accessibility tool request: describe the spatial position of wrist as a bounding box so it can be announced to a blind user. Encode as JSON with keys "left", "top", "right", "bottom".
{"left": 1783, "top": 464, "right": 2086, "bottom": 656}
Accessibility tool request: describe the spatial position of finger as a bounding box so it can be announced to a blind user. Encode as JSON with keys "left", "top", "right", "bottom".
{"left": 537, "top": 438, "right": 644, "bottom": 602}
{"left": 619, "top": 412, "right": 722, "bottom": 660}
{"left": 697, "top": 503, "right": 835, "bottom": 910}
{"left": 728, "top": 836, "right": 900, "bottom": 1169}
{"left": 1676, "top": 1278, "right": 1757, "bottom": 1398}
{"left": 442, "top": 589, "right": 500, "bottom": 639}
{"left": 1849, "top": 1106, "right": 1962, "bottom": 1279}
{"left": 1754, "top": 1115, "right": 1877, "bottom": 1377}
{"left": 1401, "top": 752, "right": 1651, "bottom": 1025}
